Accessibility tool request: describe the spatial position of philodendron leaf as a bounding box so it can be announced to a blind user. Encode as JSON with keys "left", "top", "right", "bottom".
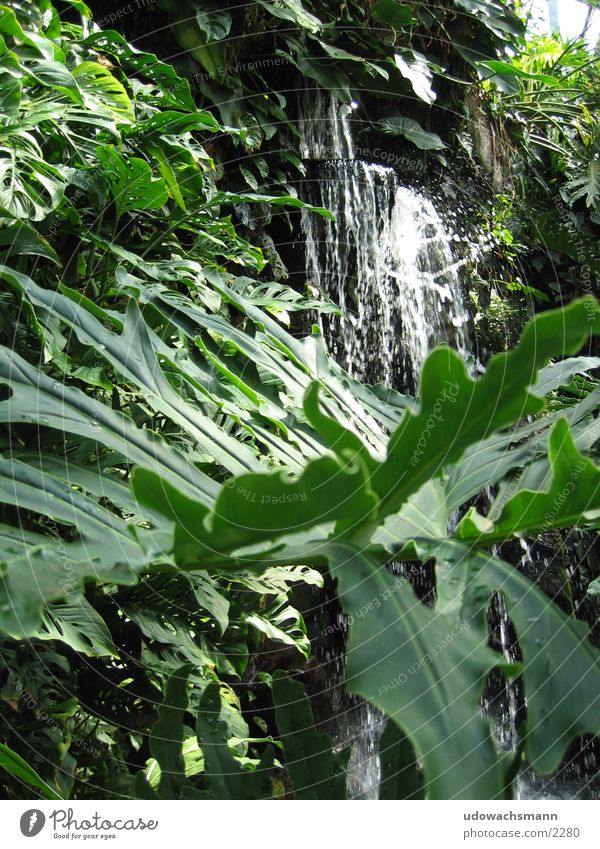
{"left": 133, "top": 450, "right": 378, "bottom": 567}
{"left": 0, "top": 547, "right": 138, "bottom": 640}
{"left": 42, "top": 598, "right": 118, "bottom": 659}
{"left": 244, "top": 595, "right": 310, "bottom": 658}
{"left": 0, "top": 343, "right": 217, "bottom": 506}
{"left": 455, "top": 418, "right": 600, "bottom": 544}
{"left": 82, "top": 30, "right": 197, "bottom": 112}
{"left": 72, "top": 61, "right": 133, "bottom": 122}
{"left": 272, "top": 670, "right": 349, "bottom": 799}
{"left": 424, "top": 541, "right": 600, "bottom": 777}
{"left": 213, "top": 191, "right": 334, "bottom": 220}
{"left": 378, "top": 115, "right": 445, "bottom": 150}
{"left": 0, "top": 131, "right": 65, "bottom": 220}
{"left": 533, "top": 356, "right": 600, "bottom": 396}
{"left": 326, "top": 543, "right": 506, "bottom": 800}
{"left": 369, "top": 298, "right": 600, "bottom": 526}
{"left": 0, "top": 266, "right": 258, "bottom": 478}
{"left": 378, "top": 719, "right": 424, "bottom": 800}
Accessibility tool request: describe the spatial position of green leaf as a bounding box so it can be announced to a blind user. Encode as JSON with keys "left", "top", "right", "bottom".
{"left": 326, "top": 543, "right": 505, "bottom": 799}
{"left": 25, "top": 58, "right": 81, "bottom": 101}
{"left": 373, "top": 0, "right": 416, "bottom": 29}
{"left": 244, "top": 594, "right": 310, "bottom": 658}
{"left": 477, "top": 60, "right": 560, "bottom": 89}
{"left": 0, "top": 743, "right": 63, "bottom": 800}
{"left": 194, "top": 682, "right": 274, "bottom": 799}
{"left": 135, "top": 444, "right": 378, "bottom": 568}
{"left": 71, "top": 61, "right": 133, "bottom": 122}
{"left": 378, "top": 115, "right": 446, "bottom": 150}
{"left": 0, "top": 268, "right": 256, "bottom": 479}
{"left": 453, "top": 0, "right": 525, "bottom": 39}
{"left": 456, "top": 419, "right": 600, "bottom": 544}
{"left": 253, "top": 0, "right": 322, "bottom": 34}
{"left": 0, "top": 6, "right": 55, "bottom": 58}
{"left": 194, "top": 4, "right": 232, "bottom": 42}
{"left": 272, "top": 670, "right": 349, "bottom": 799}
{"left": 97, "top": 145, "right": 168, "bottom": 219}
{"left": 149, "top": 664, "right": 193, "bottom": 799}
{"left": 428, "top": 541, "right": 600, "bottom": 777}
{"left": 564, "top": 159, "right": 600, "bottom": 213}
{"left": 369, "top": 298, "right": 600, "bottom": 527}
{"left": 0, "top": 222, "right": 59, "bottom": 263}
{"left": 0, "top": 36, "right": 21, "bottom": 116}
{"left": 83, "top": 30, "right": 196, "bottom": 112}
{"left": 214, "top": 190, "right": 334, "bottom": 220}
{"left": 0, "top": 131, "right": 65, "bottom": 220}
{"left": 534, "top": 357, "right": 600, "bottom": 396}
{"left": 0, "top": 342, "right": 217, "bottom": 506}
{"left": 394, "top": 50, "right": 436, "bottom": 104}
{"left": 126, "top": 109, "right": 220, "bottom": 138}
{"left": 42, "top": 598, "right": 118, "bottom": 658}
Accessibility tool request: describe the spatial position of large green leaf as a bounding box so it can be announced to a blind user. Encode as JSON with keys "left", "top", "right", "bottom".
{"left": 41, "top": 598, "right": 118, "bottom": 658}
{"left": 96, "top": 146, "right": 168, "bottom": 219}
{"left": 0, "top": 343, "right": 217, "bottom": 505}
{"left": 244, "top": 594, "right": 310, "bottom": 658}
{"left": 0, "top": 36, "right": 21, "bottom": 117}
{"left": 368, "top": 298, "right": 600, "bottom": 528}
{"left": 456, "top": 418, "right": 600, "bottom": 544}
{"left": 83, "top": 30, "right": 196, "bottom": 112}
{"left": 0, "top": 221, "right": 60, "bottom": 263}
{"left": 133, "top": 448, "right": 378, "bottom": 568}
{"left": 426, "top": 541, "right": 600, "bottom": 776}
{"left": 378, "top": 115, "right": 446, "bottom": 150}
{"left": 71, "top": 61, "right": 133, "bottom": 122}
{"left": 326, "top": 543, "right": 506, "bottom": 799}
{"left": 0, "top": 130, "right": 64, "bottom": 220}
{"left": 0, "top": 456, "right": 147, "bottom": 564}
{"left": 148, "top": 664, "right": 192, "bottom": 800}
{"left": 0, "top": 267, "right": 259, "bottom": 478}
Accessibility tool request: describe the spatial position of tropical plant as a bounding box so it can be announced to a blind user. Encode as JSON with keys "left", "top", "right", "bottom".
{"left": 0, "top": 0, "right": 599, "bottom": 802}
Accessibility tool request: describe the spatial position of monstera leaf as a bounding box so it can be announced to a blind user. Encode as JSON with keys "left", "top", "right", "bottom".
{"left": 96, "top": 146, "right": 168, "bottom": 219}
{"left": 0, "top": 130, "right": 64, "bottom": 220}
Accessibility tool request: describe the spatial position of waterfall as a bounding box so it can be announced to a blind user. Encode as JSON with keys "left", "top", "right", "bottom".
{"left": 300, "top": 91, "right": 471, "bottom": 392}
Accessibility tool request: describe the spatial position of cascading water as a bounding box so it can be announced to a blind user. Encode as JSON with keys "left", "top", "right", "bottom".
{"left": 300, "top": 91, "right": 471, "bottom": 392}
{"left": 298, "top": 89, "right": 599, "bottom": 800}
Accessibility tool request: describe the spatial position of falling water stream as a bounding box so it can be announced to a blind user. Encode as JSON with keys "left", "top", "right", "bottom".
{"left": 300, "top": 93, "right": 471, "bottom": 391}
{"left": 298, "top": 89, "right": 599, "bottom": 800}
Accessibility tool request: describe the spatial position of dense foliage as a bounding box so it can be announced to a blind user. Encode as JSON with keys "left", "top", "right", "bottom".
{"left": 0, "top": 0, "right": 598, "bottom": 800}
